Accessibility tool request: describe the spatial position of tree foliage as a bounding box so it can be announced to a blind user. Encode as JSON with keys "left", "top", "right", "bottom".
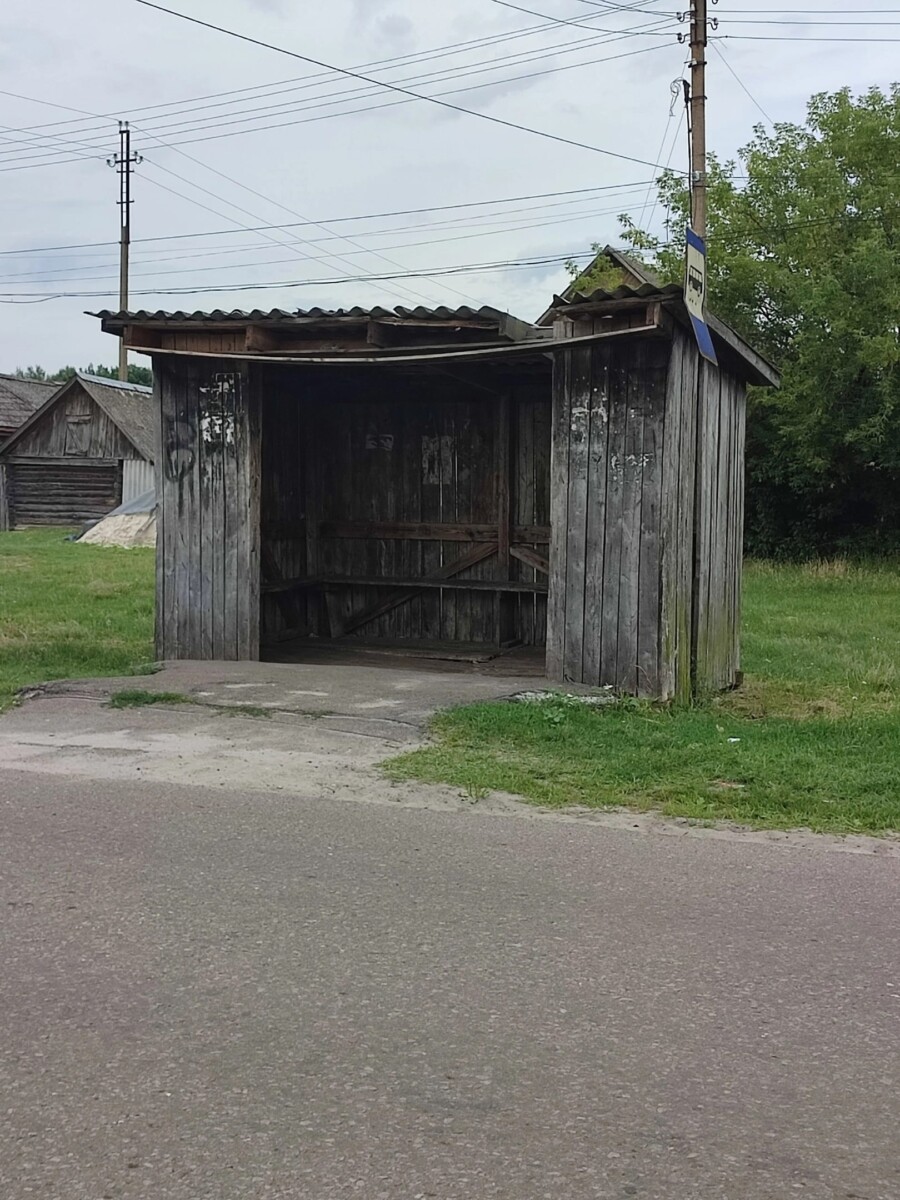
{"left": 574, "top": 86, "right": 900, "bottom": 556}
{"left": 14, "top": 363, "right": 153, "bottom": 388}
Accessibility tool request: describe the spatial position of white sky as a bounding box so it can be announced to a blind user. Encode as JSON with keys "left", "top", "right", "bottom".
{"left": 0, "top": 0, "right": 896, "bottom": 370}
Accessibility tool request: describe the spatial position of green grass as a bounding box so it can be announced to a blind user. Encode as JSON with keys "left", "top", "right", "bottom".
{"left": 387, "top": 560, "right": 900, "bottom": 835}
{"left": 0, "top": 528, "right": 154, "bottom": 710}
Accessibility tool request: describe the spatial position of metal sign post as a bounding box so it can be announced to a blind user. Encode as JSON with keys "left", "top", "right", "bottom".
{"left": 684, "top": 226, "right": 718, "bottom": 365}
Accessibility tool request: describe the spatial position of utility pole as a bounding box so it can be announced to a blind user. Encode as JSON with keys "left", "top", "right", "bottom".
{"left": 107, "top": 122, "right": 142, "bottom": 381}
{"left": 688, "top": 0, "right": 709, "bottom": 239}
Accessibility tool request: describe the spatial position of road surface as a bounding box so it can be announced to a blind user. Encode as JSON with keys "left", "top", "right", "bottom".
{"left": 0, "top": 692, "right": 898, "bottom": 1199}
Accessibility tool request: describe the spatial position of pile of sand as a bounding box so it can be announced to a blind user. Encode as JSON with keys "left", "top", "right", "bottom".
{"left": 79, "top": 512, "right": 156, "bottom": 548}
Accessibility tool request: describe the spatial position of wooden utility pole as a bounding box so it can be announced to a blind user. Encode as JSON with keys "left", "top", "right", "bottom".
{"left": 107, "top": 122, "right": 141, "bottom": 381}
{"left": 688, "top": 0, "right": 709, "bottom": 238}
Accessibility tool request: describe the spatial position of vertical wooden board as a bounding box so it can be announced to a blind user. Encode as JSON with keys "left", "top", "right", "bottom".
{"left": 419, "top": 402, "right": 443, "bottom": 641}
{"left": 303, "top": 395, "right": 321, "bottom": 637}
{"left": 438, "top": 405, "right": 458, "bottom": 643}
{"left": 734, "top": 385, "right": 747, "bottom": 676}
{"left": 636, "top": 342, "right": 667, "bottom": 697}
{"left": 658, "top": 335, "right": 682, "bottom": 699}
{"left": 695, "top": 362, "right": 722, "bottom": 690}
{"left": 157, "top": 362, "right": 179, "bottom": 659}
{"left": 562, "top": 345, "right": 592, "bottom": 681}
{"left": 173, "top": 362, "right": 195, "bottom": 659}
{"left": 678, "top": 337, "right": 699, "bottom": 700}
{"left": 402, "top": 399, "right": 424, "bottom": 639}
{"left": 723, "top": 375, "right": 737, "bottom": 684}
{"left": 614, "top": 343, "right": 646, "bottom": 694}
{"left": 243, "top": 365, "right": 262, "bottom": 660}
{"left": 495, "top": 394, "right": 513, "bottom": 646}
{"left": 581, "top": 347, "right": 611, "bottom": 685}
{"left": 511, "top": 397, "right": 530, "bottom": 644}
{"left": 599, "top": 347, "right": 629, "bottom": 689}
{"left": 546, "top": 351, "right": 571, "bottom": 679}
{"left": 220, "top": 369, "right": 241, "bottom": 659}
{"left": 469, "top": 402, "right": 497, "bottom": 646}
{"left": 712, "top": 367, "right": 729, "bottom": 687}
{"left": 198, "top": 363, "right": 218, "bottom": 658}
{"left": 532, "top": 395, "right": 551, "bottom": 648}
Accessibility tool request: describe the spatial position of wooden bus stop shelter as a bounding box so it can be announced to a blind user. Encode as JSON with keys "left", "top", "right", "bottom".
{"left": 96, "top": 283, "right": 777, "bottom": 699}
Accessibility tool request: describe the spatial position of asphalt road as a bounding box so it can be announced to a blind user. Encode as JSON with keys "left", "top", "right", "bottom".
{"left": 1, "top": 761, "right": 899, "bottom": 1198}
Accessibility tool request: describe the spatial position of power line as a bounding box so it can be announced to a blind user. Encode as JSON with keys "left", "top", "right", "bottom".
{"left": 137, "top": 167, "right": 449, "bottom": 309}
{"left": 131, "top": 0, "right": 685, "bottom": 172}
{"left": 0, "top": 32, "right": 680, "bottom": 171}
{"left": 0, "top": 196, "right": 656, "bottom": 286}
{"left": 0, "top": 12, "right": 677, "bottom": 163}
{"left": 710, "top": 43, "right": 776, "bottom": 126}
{"left": 0, "top": 181, "right": 655, "bottom": 258}
{"left": 714, "top": 33, "right": 900, "bottom": 40}
{"left": 0, "top": 3, "right": 677, "bottom": 143}
{"left": 488, "top": 0, "right": 674, "bottom": 34}
{"left": 0, "top": 250, "right": 599, "bottom": 302}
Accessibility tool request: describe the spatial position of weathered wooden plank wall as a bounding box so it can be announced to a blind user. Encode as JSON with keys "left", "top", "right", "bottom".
{"left": 659, "top": 327, "right": 699, "bottom": 701}
{"left": 156, "top": 359, "right": 260, "bottom": 661}
{"left": 3, "top": 460, "right": 122, "bottom": 527}
{"left": 257, "top": 367, "right": 551, "bottom": 649}
{"left": 692, "top": 357, "right": 746, "bottom": 692}
{"left": 550, "top": 323, "right": 746, "bottom": 698}
{"left": 9, "top": 386, "right": 141, "bottom": 460}
{"left": 548, "top": 332, "right": 674, "bottom": 696}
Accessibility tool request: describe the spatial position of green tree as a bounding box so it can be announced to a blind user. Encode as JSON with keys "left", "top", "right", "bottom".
{"left": 13, "top": 363, "right": 152, "bottom": 388}
{"left": 573, "top": 86, "right": 900, "bottom": 556}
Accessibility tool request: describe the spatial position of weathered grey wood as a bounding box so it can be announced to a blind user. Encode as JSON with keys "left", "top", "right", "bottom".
{"left": 658, "top": 333, "right": 682, "bottom": 699}
{"left": 314, "top": 576, "right": 548, "bottom": 594}
{"left": 733, "top": 383, "right": 747, "bottom": 678}
{"left": 495, "top": 394, "right": 513, "bottom": 645}
{"left": 546, "top": 350, "right": 571, "bottom": 678}
{"left": 242, "top": 366, "right": 262, "bottom": 661}
{"left": 155, "top": 359, "right": 259, "bottom": 662}
{"left": 636, "top": 342, "right": 666, "bottom": 696}
{"left": 158, "top": 361, "right": 180, "bottom": 660}
{"left": 581, "top": 342, "right": 611, "bottom": 686}
{"left": 510, "top": 544, "right": 550, "bottom": 575}
{"left": 338, "top": 541, "right": 498, "bottom": 637}
{"left": 677, "top": 334, "right": 699, "bottom": 701}
{"left": 562, "top": 345, "right": 592, "bottom": 681}
{"left": 598, "top": 350, "right": 628, "bottom": 688}
{"left": 174, "top": 361, "right": 195, "bottom": 659}
{"left": 614, "top": 343, "right": 645, "bottom": 693}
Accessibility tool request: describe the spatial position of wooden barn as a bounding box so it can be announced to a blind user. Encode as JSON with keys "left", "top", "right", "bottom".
{"left": 0, "top": 373, "right": 156, "bottom": 530}
{"left": 0, "top": 373, "right": 56, "bottom": 442}
{"left": 95, "top": 275, "right": 777, "bottom": 698}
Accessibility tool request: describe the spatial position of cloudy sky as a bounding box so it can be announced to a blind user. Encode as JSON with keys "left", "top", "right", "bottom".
{"left": 0, "top": 0, "right": 896, "bottom": 371}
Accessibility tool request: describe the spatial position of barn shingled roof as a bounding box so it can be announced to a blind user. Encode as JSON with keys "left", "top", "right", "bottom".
{"left": 0, "top": 374, "right": 57, "bottom": 441}
{"left": 0, "top": 373, "right": 157, "bottom": 463}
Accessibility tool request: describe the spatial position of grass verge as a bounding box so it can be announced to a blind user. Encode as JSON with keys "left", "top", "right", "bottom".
{"left": 0, "top": 529, "right": 154, "bottom": 710}
{"left": 386, "top": 560, "right": 900, "bottom": 835}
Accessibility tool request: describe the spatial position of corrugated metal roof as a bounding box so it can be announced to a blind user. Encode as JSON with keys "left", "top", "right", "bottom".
{"left": 91, "top": 304, "right": 512, "bottom": 324}
{"left": 550, "top": 282, "right": 684, "bottom": 306}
